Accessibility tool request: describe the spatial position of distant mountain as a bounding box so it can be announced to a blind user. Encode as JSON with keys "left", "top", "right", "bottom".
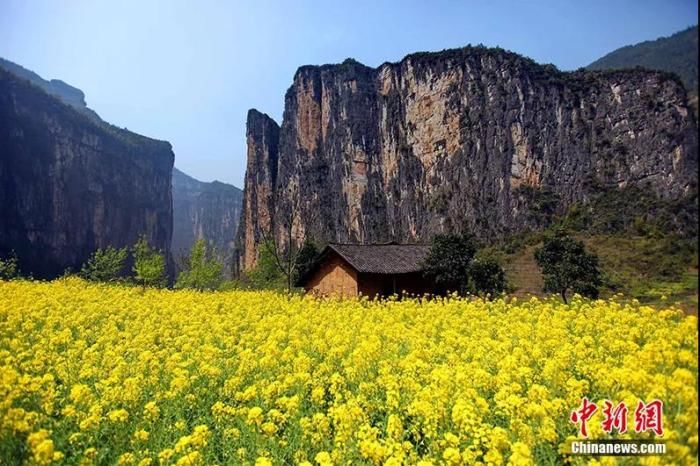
{"left": 0, "top": 65, "right": 173, "bottom": 278}
{"left": 587, "top": 26, "right": 698, "bottom": 95}
{"left": 0, "top": 57, "right": 102, "bottom": 122}
{"left": 172, "top": 168, "right": 243, "bottom": 276}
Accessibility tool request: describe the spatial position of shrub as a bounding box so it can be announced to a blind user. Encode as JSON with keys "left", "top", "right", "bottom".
{"left": 80, "top": 246, "right": 127, "bottom": 282}
{"left": 175, "top": 239, "right": 224, "bottom": 291}
{"left": 132, "top": 236, "right": 166, "bottom": 288}
{"left": 245, "top": 241, "right": 285, "bottom": 290}
{"left": 0, "top": 252, "right": 19, "bottom": 280}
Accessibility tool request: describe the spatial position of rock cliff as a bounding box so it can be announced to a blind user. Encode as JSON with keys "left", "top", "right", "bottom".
{"left": 236, "top": 110, "right": 279, "bottom": 270}
{"left": 238, "top": 46, "right": 698, "bottom": 269}
{"left": 0, "top": 67, "right": 173, "bottom": 278}
{"left": 172, "top": 168, "right": 242, "bottom": 275}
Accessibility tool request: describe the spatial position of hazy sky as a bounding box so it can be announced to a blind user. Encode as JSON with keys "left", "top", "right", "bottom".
{"left": 1, "top": 0, "right": 697, "bottom": 186}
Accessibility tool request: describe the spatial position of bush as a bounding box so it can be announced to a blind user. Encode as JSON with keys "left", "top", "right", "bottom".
{"left": 534, "top": 231, "right": 602, "bottom": 303}
{"left": 132, "top": 236, "right": 166, "bottom": 288}
{"left": 175, "top": 239, "right": 224, "bottom": 291}
{"left": 80, "top": 246, "right": 127, "bottom": 282}
{"left": 0, "top": 252, "right": 19, "bottom": 280}
{"left": 244, "top": 241, "right": 285, "bottom": 290}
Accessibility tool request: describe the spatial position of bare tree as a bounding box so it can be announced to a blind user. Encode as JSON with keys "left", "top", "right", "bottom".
{"left": 258, "top": 196, "right": 317, "bottom": 292}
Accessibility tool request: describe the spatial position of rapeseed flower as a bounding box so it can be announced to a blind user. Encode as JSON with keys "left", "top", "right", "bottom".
{"left": 0, "top": 278, "right": 696, "bottom": 465}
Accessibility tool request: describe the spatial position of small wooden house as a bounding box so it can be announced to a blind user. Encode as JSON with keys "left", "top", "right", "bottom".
{"left": 298, "top": 243, "right": 433, "bottom": 298}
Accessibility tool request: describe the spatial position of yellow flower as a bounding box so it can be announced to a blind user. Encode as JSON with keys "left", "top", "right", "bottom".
{"left": 144, "top": 401, "right": 160, "bottom": 420}
{"left": 191, "top": 425, "right": 210, "bottom": 448}
{"left": 442, "top": 447, "right": 461, "bottom": 464}
{"left": 158, "top": 449, "right": 174, "bottom": 464}
{"left": 262, "top": 421, "right": 278, "bottom": 436}
{"left": 175, "top": 451, "right": 202, "bottom": 465}
{"left": 0, "top": 279, "right": 696, "bottom": 465}
{"left": 108, "top": 409, "right": 129, "bottom": 423}
{"left": 507, "top": 442, "right": 533, "bottom": 466}
{"left": 247, "top": 406, "right": 264, "bottom": 425}
{"left": 314, "top": 451, "right": 332, "bottom": 465}
{"left": 118, "top": 452, "right": 136, "bottom": 465}
{"left": 27, "top": 430, "right": 60, "bottom": 466}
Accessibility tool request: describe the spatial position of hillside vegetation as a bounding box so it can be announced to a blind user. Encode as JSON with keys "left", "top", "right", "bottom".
{"left": 492, "top": 185, "right": 698, "bottom": 313}
{"left": 587, "top": 25, "right": 699, "bottom": 113}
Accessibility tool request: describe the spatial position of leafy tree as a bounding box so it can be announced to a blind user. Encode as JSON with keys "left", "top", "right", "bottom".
{"left": 132, "top": 236, "right": 166, "bottom": 288}
{"left": 422, "top": 233, "right": 477, "bottom": 295}
{"left": 80, "top": 246, "right": 127, "bottom": 282}
{"left": 175, "top": 239, "right": 224, "bottom": 291}
{"left": 293, "top": 240, "right": 319, "bottom": 285}
{"left": 0, "top": 252, "right": 19, "bottom": 280}
{"left": 245, "top": 240, "right": 285, "bottom": 289}
{"left": 534, "top": 231, "right": 602, "bottom": 303}
{"left": 469, "top": 258, "right": 507, "bottom": 298}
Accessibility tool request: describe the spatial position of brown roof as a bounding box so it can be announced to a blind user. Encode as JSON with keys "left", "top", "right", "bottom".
{"left": 324, "top": 243, "right": 431, "bottom": 274}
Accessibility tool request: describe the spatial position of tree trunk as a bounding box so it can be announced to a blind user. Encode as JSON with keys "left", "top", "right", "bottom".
{"left": 561, "top": 289, "right": 568, "bottom": 304}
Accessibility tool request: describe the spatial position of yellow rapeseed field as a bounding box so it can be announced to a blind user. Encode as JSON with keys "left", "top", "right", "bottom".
{"left": 0, "top": 278, "right": 697, "bottom": 465}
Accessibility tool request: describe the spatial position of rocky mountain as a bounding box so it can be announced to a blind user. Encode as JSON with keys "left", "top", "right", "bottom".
{"left": 237, "top": 46, "right": 698, "bottom": 270}
{"left": 587, "top": 26, "right": 698, "bottom": 95}
{"left": 0, "top": 66, "right": 173, "bottom": 278}
{"left": 237, "top": 109, "right": 279, "bottom": 270}
{"left": 172, "top": 168, "right": 242, "bottom": 275}
{"left": 0, "top": 57, "right": 102, "bottom": 122}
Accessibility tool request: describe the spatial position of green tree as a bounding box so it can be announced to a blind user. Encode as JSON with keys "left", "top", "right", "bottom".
{"left": 175, "top": 239, "right": 224, "bottom": 291}
{"left": 246, "top": 240, "right": 285, "bottom": 289}
{"left": 0, "top": 252, "right": 19, "bottom": 280}
{"left": 422, "top": 233, "right": 477, "bottom": 295}
{"left": 132, "top": 236, "right": 166, "bottom": 288}
{"left": 469, "top": 258, "right": 507, "bottom": 298}
{"left": 534, "top": 232, "right": 602, "bottom": 303}
{"left": 80, "top": 246, "right": 127, "bottom": 282}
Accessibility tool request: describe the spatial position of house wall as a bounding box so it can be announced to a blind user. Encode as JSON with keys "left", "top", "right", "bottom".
{"left": 304, "top": 253, "right": 358, "bottom": 297}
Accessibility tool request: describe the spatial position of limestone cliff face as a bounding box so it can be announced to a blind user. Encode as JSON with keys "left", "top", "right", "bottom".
{"left": 236, "top": 109, "right": 279, "bottom": 269}
{"left": 239, "top": 47, "right": 698, "bottom": 268}
{"left": 172, "top": 168, "right": 242, "bottom": 275}
{"left": 0, "top": 67, "right": 173, "bottom": 278}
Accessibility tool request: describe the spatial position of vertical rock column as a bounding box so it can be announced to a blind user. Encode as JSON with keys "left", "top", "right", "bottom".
{"left": 236, "top": 109, "right": 280, "bottom": 270}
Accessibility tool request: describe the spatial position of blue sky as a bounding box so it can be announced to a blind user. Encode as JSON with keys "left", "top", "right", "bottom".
{"left": 1, "top": 0, "right": 697, "bottom": 187}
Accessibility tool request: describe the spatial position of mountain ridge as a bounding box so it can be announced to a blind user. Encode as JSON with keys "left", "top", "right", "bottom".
{"left": 172, "top": 168, "right": 243, "bottom": 277}
{"left": 587, "top": 26, "right": 698, "bottom": 95}
{"left": 0, "top": 66, "right": 174, "bottom": 277}
{"left": 237, "top": 43, "right": 698, "bottom": 270}
{"left": 0, "top": 57, "right": 103, "bottom": 123}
